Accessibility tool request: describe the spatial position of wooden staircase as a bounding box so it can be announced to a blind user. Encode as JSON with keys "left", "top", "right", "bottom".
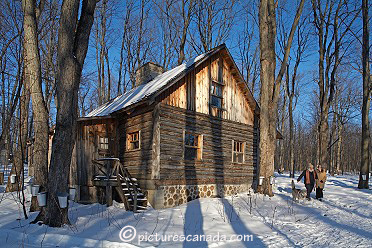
{"left": 92, "top": 158, "right": 147, "bottom": 212}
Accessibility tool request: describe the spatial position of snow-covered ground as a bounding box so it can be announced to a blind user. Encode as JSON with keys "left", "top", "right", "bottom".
{"left": 0, "top": 173, "right": 371, "bottom": 248}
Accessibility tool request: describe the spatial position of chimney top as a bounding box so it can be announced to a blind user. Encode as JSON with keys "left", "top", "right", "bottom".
{"left": 135, "top": 62, "right": 164, "bottom": 87}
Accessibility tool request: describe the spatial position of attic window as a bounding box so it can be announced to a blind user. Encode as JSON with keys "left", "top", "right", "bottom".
{"left": 127, "top": 131, "right": 141, "bottom": 151}
{"left": 184, "top": 132, "right": 203, "bottom": 160}
{"left": 232, "top": 140, "right": 245, "bottom": 163}
{"left": 211, "top": 80, "right": 224, "bottom": 118}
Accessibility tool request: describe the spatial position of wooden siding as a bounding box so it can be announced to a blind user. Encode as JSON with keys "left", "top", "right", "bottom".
{"left": 73, "top": 119, "right": 117, "bottom": 187}
{"left": 158, "top": 52, "right": 255, "bottom": 125}
{"left": 157, "top": 103, "right": 258, "bottom": 185}
{"left": 117, "top": 108, "right": 156, "bottom": 181}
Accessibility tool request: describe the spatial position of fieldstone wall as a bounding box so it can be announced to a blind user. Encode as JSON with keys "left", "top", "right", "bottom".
{"left": 157, "top": 183, "right": 251, "bottom": 208}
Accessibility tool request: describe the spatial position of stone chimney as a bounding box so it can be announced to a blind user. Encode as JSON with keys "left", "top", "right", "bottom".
{"left": 135, "top": 62, "right": 164, "bottom": 87}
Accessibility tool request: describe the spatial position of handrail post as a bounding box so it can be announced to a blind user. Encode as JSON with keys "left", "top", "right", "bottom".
{"left": 133, "top": 187, "right": 138, "bottom": 212}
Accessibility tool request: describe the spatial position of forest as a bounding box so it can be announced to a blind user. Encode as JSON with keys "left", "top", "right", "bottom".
{"left": 0, "top": 0, "right": 370, "bottom": 228}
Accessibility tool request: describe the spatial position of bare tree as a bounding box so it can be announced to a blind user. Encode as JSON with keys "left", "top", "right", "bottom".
{"left": 258, "top": 0, "right": 305, "bottom": 196}
{"left": 237, "top": 2, "right": 260, "bottom": 96}
{"left": 177, "top": 0, "right": 195, "bottom": 64}
{"left": 32, "top": 0, "right": 97, "bottom": 227}
{"left": 6, "top": 67, "right": 27, "bottom": 193}
{"left": 191, "top": 0, "right": 236, "bottom": 53}
{"left": 332, "top": 82, "right": 360, "bottom": 174}
{"left": 117, "top": 0, "right": 134, "bottom": 94}
{"left": 0, "top": 0, "right": 23, "bottom": 178}
{"left": 94, "top": 0, "right": 115, "bottom": 104}
{"left": 21, "top": 0, "right": 49, "bottom": 211}
{"left": 358, "top": 0, "right": 370, "bottom": 188}
{"left": 118, "top": 0, "right": 152, "bottom": 90}
{"left": 280, "top": 12, "right": 309, "bottom": 178}
{"left": 311, "top": 0, "right": 359, "bottom": 170}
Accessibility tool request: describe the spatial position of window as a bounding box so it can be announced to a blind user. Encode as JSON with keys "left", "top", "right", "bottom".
{"left": 184, "top": 132, "right": 203, "bottom": 160}
{"left": 210, "top": 80, "right": 224, "bottom": 118}
{"left": 232, "top": 140, "right": 245, "bottom": 163}
{"left": 127, "top": 131, "right": 141, "bottom": 151}
{"left": 99, "top": 137, "right": 109, "bottom": 150}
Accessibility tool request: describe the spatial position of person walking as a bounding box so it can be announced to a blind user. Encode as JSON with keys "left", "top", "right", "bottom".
{"left": 297, "top": 163, "right": 317, "bottom": 200}
{"left": 315, "top": 164, "right": 327, "bottom": 201}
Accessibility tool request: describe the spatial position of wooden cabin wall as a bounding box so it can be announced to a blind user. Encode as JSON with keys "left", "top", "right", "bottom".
{"left": 157, "top": 103, "right": 257, "bottom": 186}
{"left": 117, "top": 109, "right": 156, "bottom": 181}
{"left": 72, "top": 119, "right": 116, "bottom": 201}
{"left": 158, "top": 52, "right": 255, "bottom": 126}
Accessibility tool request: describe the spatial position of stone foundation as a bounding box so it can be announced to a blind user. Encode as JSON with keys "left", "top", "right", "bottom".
{"left": 147, "top": 183, "right": 251, "bottom": 209}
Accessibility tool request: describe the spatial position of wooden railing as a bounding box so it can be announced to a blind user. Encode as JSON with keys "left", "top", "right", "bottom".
{"left": 92, "top": 158, "right": 141, "bottom": 212}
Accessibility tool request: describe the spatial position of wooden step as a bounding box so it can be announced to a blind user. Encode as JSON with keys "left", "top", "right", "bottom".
{"left": 125, "top": 193, "right": 144, "bottom": 197}
{"left": 127, "top": 198, "right": 147, "bottom": 202}
{"left": 122, "top": 187, "right": 141, "bottom": 191}
{"left": 121, "top": 182, "right": 138, "bottom": 186}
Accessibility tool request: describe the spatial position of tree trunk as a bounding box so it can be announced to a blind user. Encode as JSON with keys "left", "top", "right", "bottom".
{"left": 257, "top": 0, "right": 304, "bottom": 195}
{"left": 318, "top": 111, "right": 329, "bottom": 170}
{"left": 279, "top": 95, "right": 286, "bottom": 173}
{"left": 289, "top": 94, "right": 294, "bottom": 178}
{"left": 257, "top": 0, "right": 277, "bottom": 196}
{"left": 358, "top": 0, "right": 370, "bottom": 189}
{"left": 32, "top": 0, "right": 97, "bottom": 227}
{"left": 329, "top": 110, "right": 337, "bottom": 176}
{"left": 22, "top": 0, "right": 49, "bottom": 212}
{"left": 336, "top": 123, "right": 342, "bottom": 174}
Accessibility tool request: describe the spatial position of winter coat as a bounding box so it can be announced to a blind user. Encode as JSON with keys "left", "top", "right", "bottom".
{"left": 316, "top": 170, "right": 327, "bottom": 189}
{"left": 298, "top": 169, "right": 317, "bottom": 185}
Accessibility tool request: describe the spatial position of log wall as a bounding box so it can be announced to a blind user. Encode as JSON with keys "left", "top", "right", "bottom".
{"left": 157, "top": 103, "right": 258, "bottom": 186}
{"left": 116, "top": 108, "right": 157, "bottom": 181}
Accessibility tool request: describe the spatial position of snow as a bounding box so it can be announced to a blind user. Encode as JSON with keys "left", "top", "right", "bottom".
{"left": 0, "top": 173, "right": 371, "bottom": 247}
{"left": 85, "top": 53, "right": 209, "bottom": 118}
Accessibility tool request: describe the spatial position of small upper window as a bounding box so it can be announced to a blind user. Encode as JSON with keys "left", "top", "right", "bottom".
{"left": 99, "top": 137, "right": 109, "bottom": 150}
{"left": 211, "top": 81, "right": 223, "bottom": 107}
{"left": 211, "top": 81, "right": 224, "bottom": 118}
{"left": 127, "top": 131, "right": 140, "bottom": 151}
{"left": 232, "top": 140, "right": 245, "bottom": 163}
{"left": 184, "top": 132, "right": 203, "bottom": 160}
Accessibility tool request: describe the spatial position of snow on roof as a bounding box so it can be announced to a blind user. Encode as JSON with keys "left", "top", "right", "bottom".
{"left": 85, "top": 52, "right": 209, "bottom": 118}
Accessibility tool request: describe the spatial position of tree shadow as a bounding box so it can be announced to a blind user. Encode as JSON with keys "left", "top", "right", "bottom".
{"left": 221, "top": 198, "right": 266, "bottom": 247}
{"left": 320, "top": 198, "right": 371, "bottom": 219}
{"left": 276, "top": 193, "right": 372, "bottom": 240}
{"left": 183, "top": 69, "right": 208, "bottom": 248}
{"left": 326, "top": 179, "right": 371, "bottom": 195}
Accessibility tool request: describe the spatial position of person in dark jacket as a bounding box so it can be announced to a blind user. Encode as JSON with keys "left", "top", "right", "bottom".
{"left": 297, "top": 163, "right": 317, "bottom": 200}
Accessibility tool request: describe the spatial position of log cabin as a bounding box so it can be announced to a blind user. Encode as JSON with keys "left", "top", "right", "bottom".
{"left": 70, "top": 44, "right": 261, "bottom": 209}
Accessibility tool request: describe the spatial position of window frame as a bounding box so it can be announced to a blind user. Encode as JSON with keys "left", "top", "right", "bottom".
{"left": 210, "top": 80, "right": 224, "bottom": 107}
{"left": 183, "top": 131, "right": 203, "bottom": 161}
{"left": 126, "top": 130, "right": 141, "bottom": 151}
{"left": 98, "top": 136, "right": 109, "bottom": 150}
{"left": 232, "top": 140, "right": 245, "bottom": 164}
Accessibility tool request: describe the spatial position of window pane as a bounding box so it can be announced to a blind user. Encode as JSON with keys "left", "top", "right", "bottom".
{"left": 128, "top": 131, "right": 140, "bottom": 150}
{"left": 211, "top": 84, "right": 215, "bottom": 94}
{"left": 185, "top": 133, "right": 198, "bottom": 147}
{"left": 237, "top": 153, "right": 243, "bottom": 163}
{"left": 133, "top": 141, "right": 139, "bottom": 149}
{"left": 211, "top": 96, "right": 222, "bottom": 108}
{"left": 215, "top": 84, "right": 222, "bottom": 96}
{"left": 185, "top": 147, "right": 197, "bottom": 160}
{"left": 233, "top": 152, "right": 244, "bottom": 163}
{"left": 211, "top": 82, "right": 223, "bottom": 96}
